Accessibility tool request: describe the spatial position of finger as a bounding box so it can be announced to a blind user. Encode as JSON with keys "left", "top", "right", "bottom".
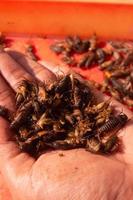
{"left": 0, "top": 75, "right": 18, "bottom": 153}
{"left": 0, "top": 75, "right": 20, "bottom": 165}
{"left": 0, "top": 75, "right": 35, "bottom": 172}
{"left": 0, "top": 74, "right": 15, "bottom": 140}
{"left": 7, "top": 50, "right": 57, "bottom": 84}
{"left": 39, "top": 60, "right": 86, "bottom": 86}
{"left": 39, "top": 60, "right": 71, "bottom": 76}
{"left": 0, "top": 51, "right": 32, "bottom": 91}
{"left": 0, "top": 75, "right": 15, "bottom": 111}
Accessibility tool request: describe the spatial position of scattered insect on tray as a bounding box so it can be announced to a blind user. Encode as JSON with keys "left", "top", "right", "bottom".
{"left": 50, "top": 35, "right": 133, "bottom": 110}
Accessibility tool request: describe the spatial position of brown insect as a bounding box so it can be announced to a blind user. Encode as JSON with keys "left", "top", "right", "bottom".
{"left": 100, "top": 60, "right": 114, "bottom": 70}
{"left": 102, "top": 135, "right": 119, "bottom": 153}
{"left": 96, "top": 48, "right": 106, "bottom": 64}
{"left": 77, "top": 40, "right": 90, "bottom": 53}
{"left": 85, "top": 52, "right": 96, "bottom": 67}
{"left": 123, "top": 51, "right": 133, "bottom": 66}
{"left": 109, "top": 90, "right": 122, "bottom": 102}
{"left": 110, "top": 69, "right": 130, "bottom": 78}
{"left": 55, "top": 74, "right": 72, "bottom": 94}
{"left": 26, "top": 45, "right": 38, "bottom": 61}
{"left": 112, "top": 51, "right": 122, "bottom": 65}
{"left": 50, "top": 42, "right": 65, "bottom": 54}
{"left": 11, "top": 101, "right": 33, "bottom": 129}
{"left": 77, "top": 53, "right": 90, "bottom": 68}
{"left": 73, "top": 37, "right": 90, "bottom": 53}
{"left": 16, "top": 80, "right": 30, "bottom": 107}
{"left": 16, "top": 80, "right": 38, "bottom": 106}
{"left": 45, "top": 138, "right": 84, "bottom": 150}
{"left": 36, "top": 113, "right": 53, "bottom": 129}
{"left": 33, "top": 100, "right": 41, "bottom": 115}
{"left": 37, "top": 84, "right": 47, "bottom": 102}
{"left": 86, "top": 137, "right": 101, "bottom": 153}
{"left": 65, "top": 36, "right": 74, "bottom": 47}
{"left": 97, "top": 113, "right": 128, "bottom": 139}
{"left": 19, "top": 128, "right": 30, "bottom": 140}
{"left": 72, "top": 36, "right": 82, "bottom": 53}
{"left": 108, "top": 77, "right": 126, "bottom": 97}
{"left": 61, "top": 55, "right": 76, "bottom": 66}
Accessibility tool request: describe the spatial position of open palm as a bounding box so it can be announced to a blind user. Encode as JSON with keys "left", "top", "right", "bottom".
{"left": 0, "top": 51, "right": 133, "bottom": 200}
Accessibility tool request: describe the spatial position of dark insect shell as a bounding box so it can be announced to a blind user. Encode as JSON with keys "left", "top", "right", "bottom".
{"left": 98, "top": 113, "right": 128, "bottom": 135}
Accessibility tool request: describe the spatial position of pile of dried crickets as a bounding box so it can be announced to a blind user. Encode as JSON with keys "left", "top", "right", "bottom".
{"left": 50, "top": 35, "right": 133, "bottom": 109}
{"left": 0, "top": 74, "right": 128, "bottom": 156}
{"left": 50, "top": 35, "right": 97, "bottom": 67}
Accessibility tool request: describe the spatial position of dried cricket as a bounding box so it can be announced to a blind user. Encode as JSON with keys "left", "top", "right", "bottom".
{"left": 50, "top": 42, "right": 65, "bottom": 54}
{"left": 26, "top": 45, "right": 38, "bottom": 61}
{"left": 96, "top": 48, "right": 106, "bottom": 64}
{"left": 97, "top": 113, "right": 128, "bottom": 140}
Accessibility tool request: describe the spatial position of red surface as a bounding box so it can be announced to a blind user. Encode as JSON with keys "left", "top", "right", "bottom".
{"left": 6, "top": 36, "right": 104, "bottom": 83}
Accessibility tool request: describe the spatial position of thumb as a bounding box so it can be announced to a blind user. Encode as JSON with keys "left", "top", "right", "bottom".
{"left": 0, "top": 75, "right": 34, "bottom": 171}
{"left": 0, "top": 118, "right": 20, "bottom": 164}
{"left": 0, "top": 75, "right": 19, "bottom": 168}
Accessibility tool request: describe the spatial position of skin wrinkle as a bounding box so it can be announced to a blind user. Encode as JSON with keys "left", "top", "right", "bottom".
{"left": 109, "top": 165, "right": 126, "bottom": 200}
{"left": 5, "top": 158, "right": 35, "bottom": 200}
{"left": 32, "top": 67, "right": 44, "bottom": 75}
{"left": 58, "top": 164, "right": 109, "bottom": 200}
{"left": 6, "top": 51, "right": 57, "bottom": 83}
{"left": 2, "top": 73, "right": 31, "bottom": 91}
{"left": 113, "top": 164, "right": 132, "bottom": 200}
{"left": 71, "top": 178, "right": 93, "bottom": 200}
{"left": 0, "top": 76, "right": 15, "bottom": 109}
{"left": 35, "top": 151, "right": 110, "bottom": 200}
{"left": 30, "top": 163, "right": 44, "bottom": 200}
{"left": 113, "top": 171, "right": 125, "bottom": 200}
{"left": 46, "top": 178, "right": 75, "bottom": 200}
{"left": 0, "top": 143, "right": 20, "bottom": 163}
{"left": 0, "top": 136, "right": 16, "bottom": 144}
{"left": 7, "top": 51, "right": 39, "bottom": 79}
{"left": 126, "top": 166, "right": 133, "bottom": 198}
{"left": 31, "top": 154, "right": 75, "bottom": 200}
{"left": 1, "top": 63, "right": 27, "bottom": 78}
{"left": 114, "top": 164, "right": 132, "bottom": 200}
{"left": 30, "top": 155, "right": 56, "bottom": 200}
{"left": 84, "top": 159, "right": 124, "bottom": 200}
{"left": 0, "top": 91, "right": 12, "bottom": 102}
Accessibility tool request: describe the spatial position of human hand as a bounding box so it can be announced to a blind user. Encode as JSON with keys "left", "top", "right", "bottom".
{"left": 0, "top": 51, "right": 133, "bottom": 200}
